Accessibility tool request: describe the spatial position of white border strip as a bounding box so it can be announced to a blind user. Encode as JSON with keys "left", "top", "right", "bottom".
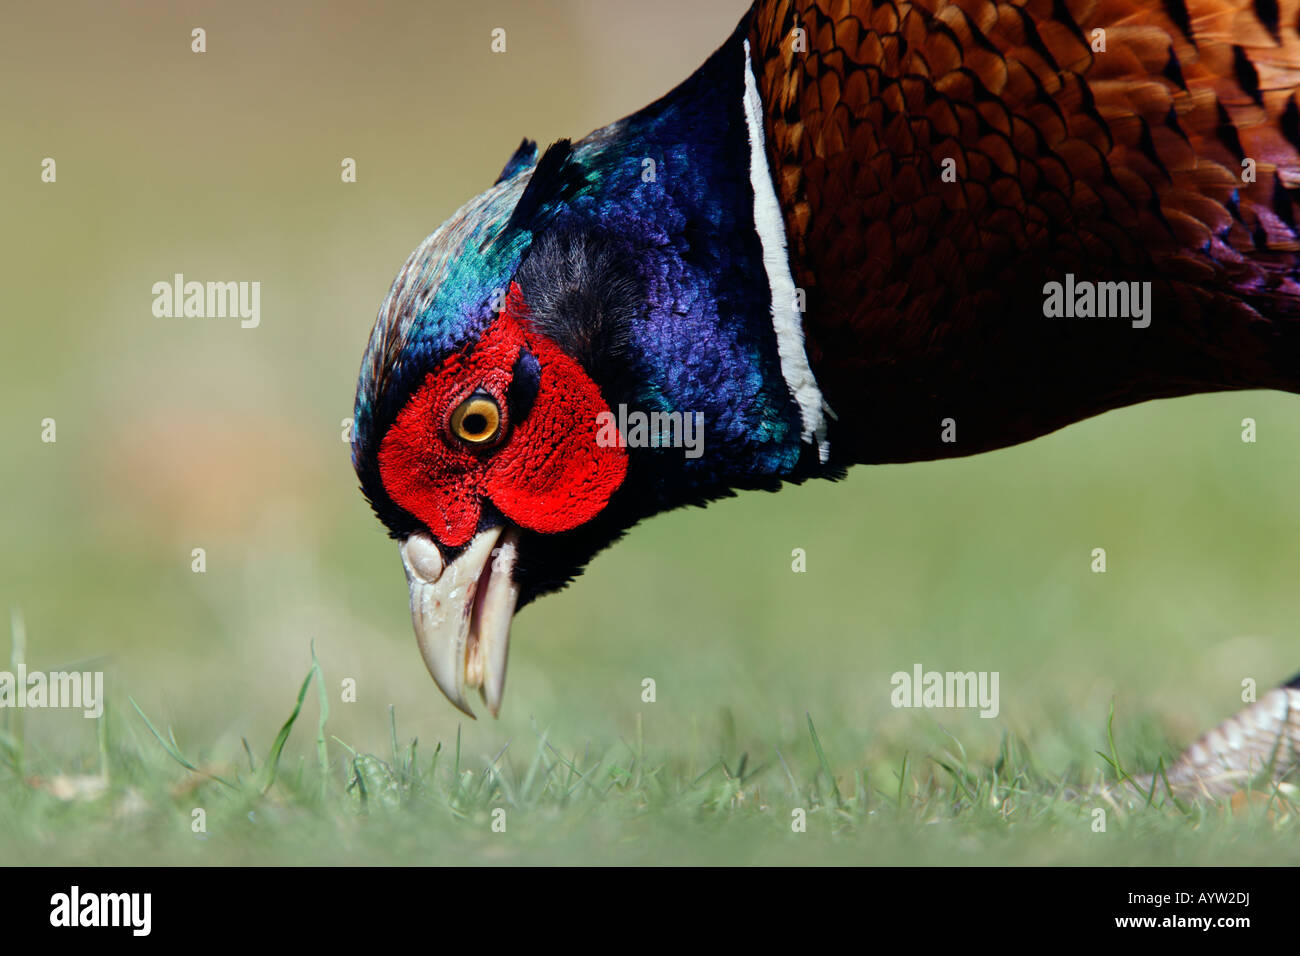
{"left": 741, "top": 39, "right": 830, "bottom": 462}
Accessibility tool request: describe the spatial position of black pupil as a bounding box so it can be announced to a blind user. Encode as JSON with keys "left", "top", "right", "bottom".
{"left": 463, "top": 412, "right": 489, "bottom": 436}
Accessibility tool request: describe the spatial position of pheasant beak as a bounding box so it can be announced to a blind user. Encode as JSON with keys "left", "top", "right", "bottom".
{"left": 398, "top": 526, "right": 520, "bottom": 718}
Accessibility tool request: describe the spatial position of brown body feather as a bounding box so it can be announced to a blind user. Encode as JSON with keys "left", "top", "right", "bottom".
{"left": 744, "top": 0, "right": 1300, "bottom": 801}
{"left": 748, "top": 0, "right": 1300, "bottom": 463}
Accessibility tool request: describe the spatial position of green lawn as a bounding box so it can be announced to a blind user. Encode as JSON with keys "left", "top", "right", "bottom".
{"left": 1, "top": 618, "right": 1295, "bottom": 866}
{"left": 4, "top": 390, "right": 1300, "bottom": 865}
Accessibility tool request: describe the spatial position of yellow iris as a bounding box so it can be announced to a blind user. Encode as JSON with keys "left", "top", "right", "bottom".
{"left": 450, "top": 394, "right": 502, "bottom": 445}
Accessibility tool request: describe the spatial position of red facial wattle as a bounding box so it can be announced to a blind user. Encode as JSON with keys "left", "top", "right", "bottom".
{"left": 377, "top": 283, "right": 628, "bottom": 547}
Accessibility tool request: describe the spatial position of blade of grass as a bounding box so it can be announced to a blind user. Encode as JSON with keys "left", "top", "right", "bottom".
{"left": 389, "top": 705, "right": 400, "bottom": 768}
{"left": 254, "top": 663, "right": 316, "bottom": 795}
{"left": 129, "top": 697, "right": 235, "bottom": 789}
{"left": 806, "top": 713, "right": 842, "bottom": 807}
{"left": 1096, "top": 699, "right": 1150, "bottom": 802}
{"left": 896, "top": 751, "right": 910, "bottom": 809}
{"left": 312, "top": 642, "right": 330, "bottom": 790}
{"left": 774, "top": 747, "right": 801, "bottom": 803}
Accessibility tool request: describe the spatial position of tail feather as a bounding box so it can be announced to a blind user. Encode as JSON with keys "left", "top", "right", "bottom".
{"left": 1100, "top": 684, "right": 1300, "bottom": 805}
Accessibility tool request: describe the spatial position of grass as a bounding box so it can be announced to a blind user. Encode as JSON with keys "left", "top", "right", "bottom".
{"left": 2, "top": 625, "right": 1296, "bottom": 866}
{"left": 5, "top": 389, "right": 1300, "bottom": 865}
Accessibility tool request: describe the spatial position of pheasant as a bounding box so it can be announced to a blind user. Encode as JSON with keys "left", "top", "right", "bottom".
{"left": 353, "top": 0, "right": 1300, "bottom": 799}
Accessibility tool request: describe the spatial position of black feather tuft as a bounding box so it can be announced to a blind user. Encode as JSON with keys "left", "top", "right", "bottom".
{"left": 503, "top": 139, "right": 583, "bottom": 235}
{"left": 495, "top": 138, "right": 538, "bottom": 185}
{"left": 511, "top": 230, "right": 642, "bottom": 400}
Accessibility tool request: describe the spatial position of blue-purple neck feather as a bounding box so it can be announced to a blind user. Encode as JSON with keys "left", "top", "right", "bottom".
{"left": 355, "top": 25, "right": 821, "bottom": 538}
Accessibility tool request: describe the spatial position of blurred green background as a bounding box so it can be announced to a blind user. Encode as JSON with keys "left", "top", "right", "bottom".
{"left": 2, "top": 0, "right": 1298, "bottom": 863}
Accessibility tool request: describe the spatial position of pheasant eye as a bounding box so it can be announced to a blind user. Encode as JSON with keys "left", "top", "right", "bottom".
{"left": 450, "top": 393, "right": 502, "bottom": 446}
